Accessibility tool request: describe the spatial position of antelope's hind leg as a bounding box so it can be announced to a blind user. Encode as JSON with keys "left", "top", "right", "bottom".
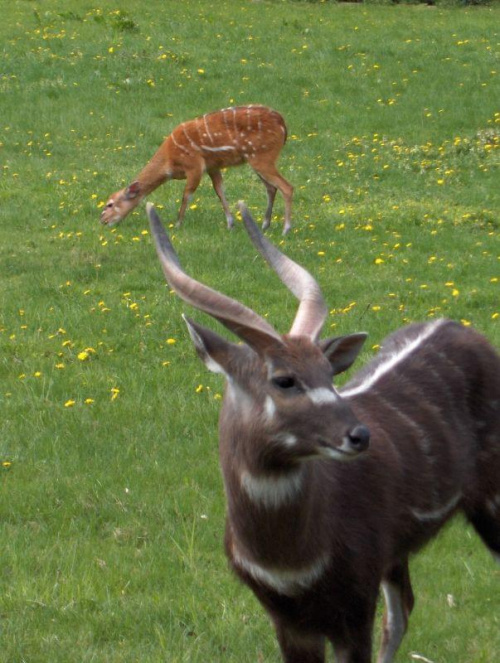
{"left": 208, "top": 168, "right": 235, "bottom": 229}
{"left": 256, "top": 173, "right": 277, "bottom": 231}
{"left": 466, "top": 442, "right": 500, "bottom": 564}
{"left": 467, "top": 499, "right": 500, "bottom": 564}
{"left": 377, "top": 561, "right": 414, "bottom": 663}
{"left": 248, "top": 157, "right": 293, "bottom": 235}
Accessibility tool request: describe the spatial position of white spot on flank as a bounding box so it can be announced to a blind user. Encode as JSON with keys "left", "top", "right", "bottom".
{"left": 240, "top": 467, "right": 303, "bottom": 508}
{"left": 341, "top": 319, "right": 446, "bottom": 398}
{"left": 410, "top": 492, "right": 461, "bottom": 522}
{"left": 307, "top": 388, "right": 338, "bottom": 405}
{"left": 232, "top": 546, "right": 329, "bottom": 596}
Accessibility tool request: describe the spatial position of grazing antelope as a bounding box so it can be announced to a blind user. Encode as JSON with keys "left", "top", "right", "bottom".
{"left": 147, "top": 202, "right": 500, "bottom": 663}
{"left": 101, "top": 105, "right": 293, "bottom": 233}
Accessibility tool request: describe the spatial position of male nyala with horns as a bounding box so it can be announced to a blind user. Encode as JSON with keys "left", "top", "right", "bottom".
{"left": 148, "top": 202, "right": 500, "bottom": 663}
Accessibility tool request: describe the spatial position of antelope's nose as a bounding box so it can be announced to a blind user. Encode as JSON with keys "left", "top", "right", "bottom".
{"left": 347, "top": 424, "right": 370, "bottom": 452}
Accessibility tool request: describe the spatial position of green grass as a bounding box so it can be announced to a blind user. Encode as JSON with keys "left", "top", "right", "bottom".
{"left": 1, "top": 0, "right": 499, "bottom": 661}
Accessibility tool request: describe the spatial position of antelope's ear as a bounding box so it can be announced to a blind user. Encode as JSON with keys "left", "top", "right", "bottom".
{"left": 183, "top": 315, "right": 245, "bottom": 377}
{"left": 319, "top": 333, "right": 367, "bottom": 376}
{"left": 125, "top": 181, "right": 141, "bottom": 199}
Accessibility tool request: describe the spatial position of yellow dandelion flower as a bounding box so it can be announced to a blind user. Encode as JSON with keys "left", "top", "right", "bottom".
{"left": 166, "top": 338, "right": 176, "bottom": 345}
{"left": 78, "top": 351, "right": 89, "bottom": 361}
{"left": 64, "top": 399, "right": 76, "bottom": 408}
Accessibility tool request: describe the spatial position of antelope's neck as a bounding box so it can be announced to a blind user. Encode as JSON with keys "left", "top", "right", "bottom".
{"left": 135, "top": 150, "right": 171, "bottom": 195}
{"left": 222, "top": 454, "right": 331, "bottom": 569}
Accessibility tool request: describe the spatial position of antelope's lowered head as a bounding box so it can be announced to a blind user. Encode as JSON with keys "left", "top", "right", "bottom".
{"left": 147, "top": 201, "right": 369, "bottom": 470}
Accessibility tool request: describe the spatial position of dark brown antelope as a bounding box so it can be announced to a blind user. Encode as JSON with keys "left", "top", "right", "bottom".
{"left": 147, "top": 202, "right": 500, "bottom": 663}
{"left": 101, "top": 105, "right": 293, "bottom": 233}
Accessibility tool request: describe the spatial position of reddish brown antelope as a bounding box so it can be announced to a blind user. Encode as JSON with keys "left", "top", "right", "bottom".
{"left": 101, "top": 105, "right": 293, "bottom": 233}
{"left": 147, "top": 202, "right": 500, "bottom": 663}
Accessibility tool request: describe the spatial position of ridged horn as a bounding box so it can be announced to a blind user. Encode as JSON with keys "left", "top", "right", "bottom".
{"left": 147, "top": 203, "right": 283, "bottom": 352}
{"left": 238, "top": 202, "right": 328, "bottom": 341}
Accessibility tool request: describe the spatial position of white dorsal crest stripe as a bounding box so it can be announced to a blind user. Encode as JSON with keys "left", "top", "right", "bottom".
{"left": 341, "top": 319, "right": 445, "bottom": 398}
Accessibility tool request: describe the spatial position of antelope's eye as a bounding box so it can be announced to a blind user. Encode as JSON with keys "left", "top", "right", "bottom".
{"left": 272, "top": 375, "right": 297, "bottom": 390}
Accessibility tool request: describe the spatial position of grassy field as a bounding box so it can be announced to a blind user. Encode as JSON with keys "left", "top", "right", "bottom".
{"left": 1, "top": 0, "right": 499, "bottom": 661}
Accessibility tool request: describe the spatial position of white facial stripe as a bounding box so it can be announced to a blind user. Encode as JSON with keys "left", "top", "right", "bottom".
{"left": 277, "top": 433, "right": 298, "bottom": 448}
{"left": 264, "top": 395, "right": 276, "bottom": 421}
{"left": 307, "top": 388, "right": 338, "bottom": 405}
{"left": 341, "top": 319, "right": 445, "bottom": 398}
{"left": 410, "top": 492, "right": 461, "bottom": 522}
{"left": 240, "top": 468, "right": 303, "bottom": 509}
{"left": 232, "top": 547, "right": 329, "bottom": 596}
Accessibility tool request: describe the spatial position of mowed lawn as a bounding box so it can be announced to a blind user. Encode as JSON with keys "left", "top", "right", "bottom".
{"left": 0, "top": 1, "right": 499, "bottom": 661}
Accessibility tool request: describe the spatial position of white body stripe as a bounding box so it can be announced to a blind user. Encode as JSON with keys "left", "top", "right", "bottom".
{"left": 232, "top": 547, "right": 329, "bottom": 596}
{"left": 410, "top": 492, "right": 461, "bottom": 522}
{"left": 170, "top": 131, "right": 191, "bottom": 155}
{"left": 341, "top": 319, "right": 445, "bottom": 398}
{"left": 182, "top": 125, "right": 201, "bottom": 152}
{"left": 240, "top": 468, "right": 303, "bottom": 508}
{"left": 200, "top": 145, "right": 236, "bottom": 153}
{"left": 202, "top": 114, "right": 213, "bottom": 143}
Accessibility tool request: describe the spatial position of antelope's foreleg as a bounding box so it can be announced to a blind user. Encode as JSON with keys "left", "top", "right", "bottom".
{"left": 208, "top": 169, "right": 234, "bottom": 229}
{"left": 274, "top": 622, "right": 325, "bottom": 663}
{"left": 177, "top": 168, "right": 203, "bottom": 227}
{"left": 377, "top": 561, "right": 414, "bottom": 663}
